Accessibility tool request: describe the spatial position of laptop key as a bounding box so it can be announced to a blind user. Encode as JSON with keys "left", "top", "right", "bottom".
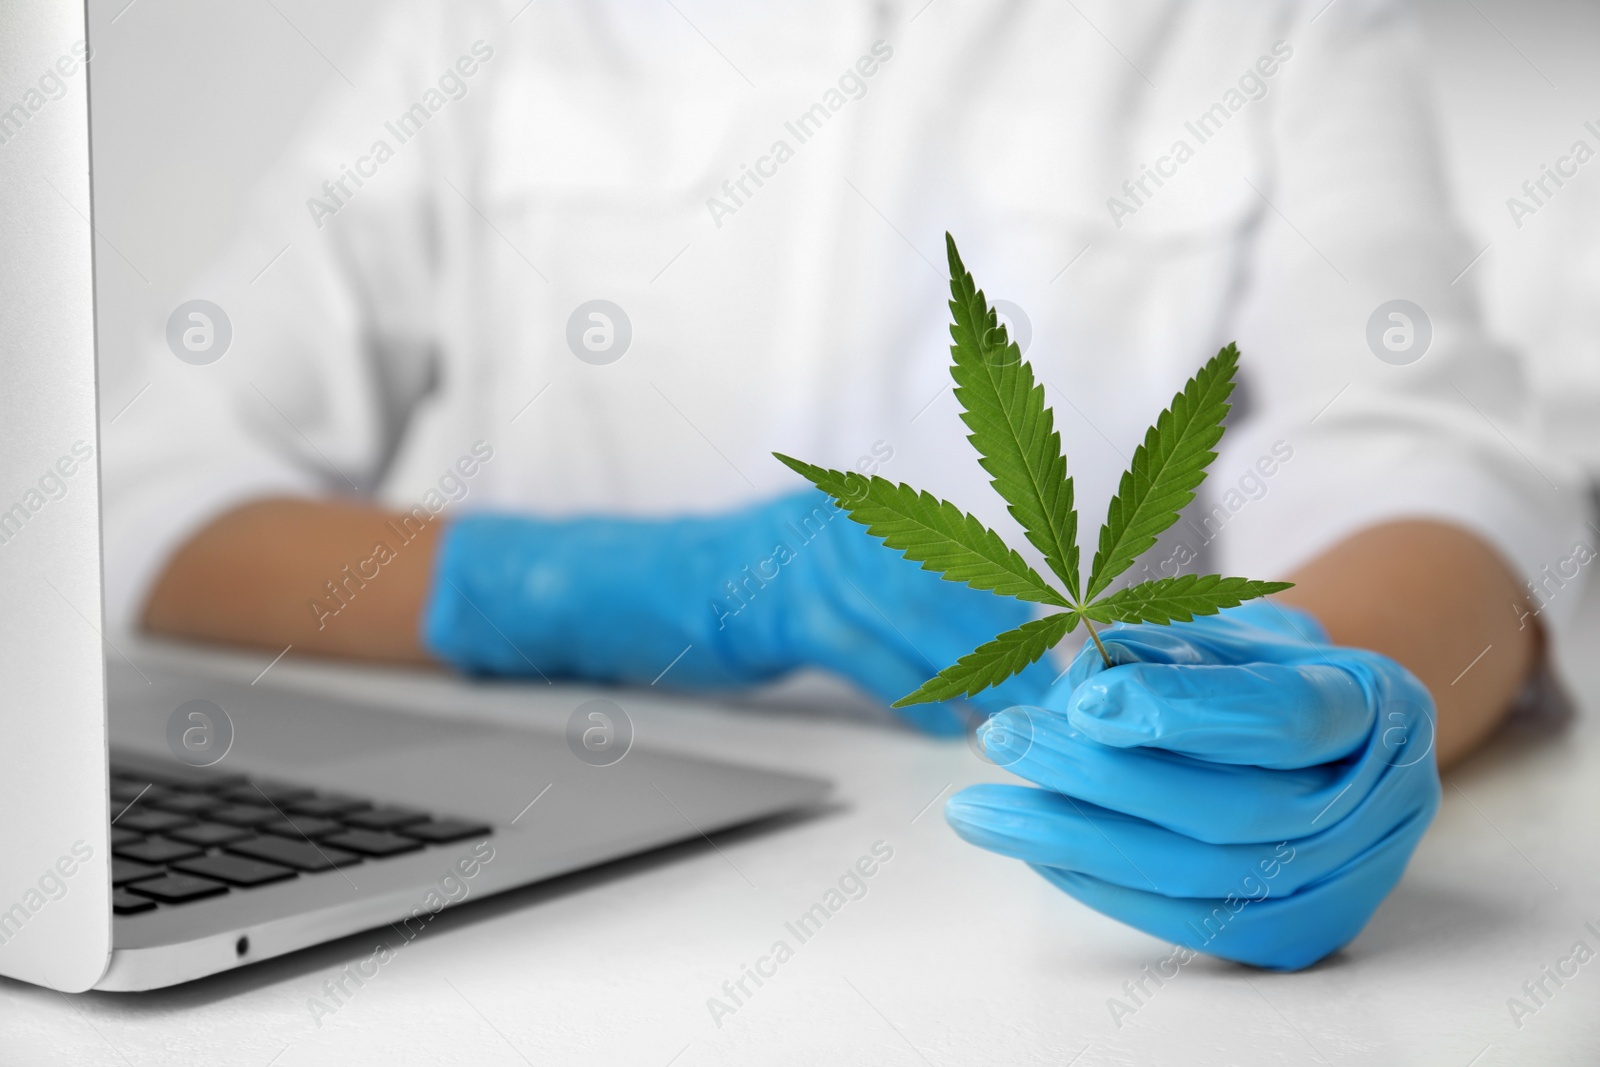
{"left": 222, "top": 782, "right": 315, "bottom": 806}
{"left": 174, "top": 854, "right": 297, "bottom": 888}
{"left": 151, "top": 792, "right": 223, "bottom": 816}
{"left": 125, "top": 873, "right": 229, "bottom": 904}
{"left": 110, "top": 780, "right": 169, "bottom": 803}
{"left": 116, "top": 810, "right": 196, "bottom": 834}
{"left": 287, "top": 794, "right": 372, "bottom": 818}
{"left": 112, "top": 857, "right": 164, "bottom": 886}
{"left": 322, "top": 829, "right": 425, "bottom": 857}
{"left": 110, "top": 761, "right": 246, "bottom": 792}
{"left": 228, "top": 836, "right": 359, "bottom": 872}
{"left": 169, "top": 822, "right": 255, "bottom": 847}
{"left": 208, "top": 804, "right": 281, "bottom": 828}
{"left": 399, "top": 819, "right": 494, "bottom": 844}
{"left": 264, "top": 815, "right": 343, "bottom": 840}
{"left": 111, "top": 826, "right": 144, "bottom": 848}
{"left": 116, "top": 837, "right": 205, "bottom": 865}
{"left": 342, "top": 807, "right": 429, "bottom": 831}
{"left": 112, "top": 888, "right": 158, "bottom": 915}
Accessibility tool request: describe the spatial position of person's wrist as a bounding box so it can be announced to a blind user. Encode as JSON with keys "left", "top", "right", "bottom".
{"left": 422, "top": 504, "right": 815, "bottom": 685}
{"left": 421, "top": 512, "right": 653, "bottom": 675}
{"left": 700, "top": 492, "right": 843, "bottom": 677}
{"left": 419, "top": 514, "right": 543, "bottom": 674}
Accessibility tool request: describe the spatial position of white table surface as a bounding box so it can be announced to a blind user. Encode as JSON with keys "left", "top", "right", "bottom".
{"left": 3, "top": 583, "right": 1599, "bottom": 1067}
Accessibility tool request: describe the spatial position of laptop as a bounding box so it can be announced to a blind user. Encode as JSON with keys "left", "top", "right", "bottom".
{"left": 0, "top": 0, "right": 828, "bottom": 993}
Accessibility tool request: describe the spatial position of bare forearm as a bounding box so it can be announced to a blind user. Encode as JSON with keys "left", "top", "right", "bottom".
{"left": 146, "top": 505, "right": 1539, "bottom": 765}
{"left": 141, "top": 497, "right": 440, "bottom": 664}
{"left": 1277, "top": 520, "right": 1538, "bottom": 770}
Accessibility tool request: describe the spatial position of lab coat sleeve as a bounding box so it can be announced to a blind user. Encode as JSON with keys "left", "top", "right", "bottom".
{"left": 98, "top": 1, "right": 502, "bottom": 629}
{"left": 1215, "top": 0, "right": 1591, "bottom": 639}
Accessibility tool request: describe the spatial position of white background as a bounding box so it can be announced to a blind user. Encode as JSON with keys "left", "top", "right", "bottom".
{"left": 84, "top": 0, "right": 1600, "bottom": 475}
{"left": 4, "top": 1, "right": 1592, "bottom": 1062}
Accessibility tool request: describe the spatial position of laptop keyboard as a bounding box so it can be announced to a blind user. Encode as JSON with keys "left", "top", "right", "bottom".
{"left": 109, "top": 755, "right": 491, "bottom": 916}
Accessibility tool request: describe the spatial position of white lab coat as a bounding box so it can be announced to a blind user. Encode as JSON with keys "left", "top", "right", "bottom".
{"left": 101, "top": 0, "right": 1588, "bottom": 648}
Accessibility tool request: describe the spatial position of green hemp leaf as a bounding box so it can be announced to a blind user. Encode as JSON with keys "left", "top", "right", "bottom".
{"left": 774, "top": 233, "right": 1293, "bottom": 708}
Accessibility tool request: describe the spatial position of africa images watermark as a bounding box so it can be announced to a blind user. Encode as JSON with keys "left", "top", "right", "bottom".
{"left": 309, "top": 441, "right": 495, "bottom": 629}
{"left": 1106, "top": 40, "right": 1293, "bottom": 229}
{"left": 1134, "top": 440, "right": 1294, "bottom": 582}
{"left": 305, "top": 40, "right": 495, "bottom": 230}
{"left": 566, "top": 697, "right": 634, "bottom": 767}
{"left": 711, "top": 441, "right": 893, "bottom": 631}
{"left": 1505, "top": 918, "right": 1600, "bottom": 1031}
{"left": 0, "top": 840, "right": 95, "bottom": 949}
{"left": 166, "top": 699, "right": 234, "bottom": 768}
{"left": 705, "top": 40, "right": 895, "bottom": 229}
{"left": 1512, "top": 538, "right": 1595, "bottom": 631}
{"left": 0, "top": 39, "right": 91, "bottom": 149}
{"left": 705, "top": 840, "right": 895, "bottom": 1028}
{"left": 306, "top": 839, "right": 496, "bottom": 1026}
{"left": 1504, "top": 119, "right": 1600, "bottom": 229}
{"left": 0, "top": 440, "right": 94, "bottom": 550}
{"left": 1105, "top": 842, "right": 1297, "bottom": 1029}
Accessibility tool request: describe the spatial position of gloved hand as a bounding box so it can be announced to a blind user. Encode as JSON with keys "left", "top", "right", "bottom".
{"left": 945, "top": 601, "right": 1441, "bottom": 970}
{"left": 421, "top": 489, "right": 1056, "bottom": 733}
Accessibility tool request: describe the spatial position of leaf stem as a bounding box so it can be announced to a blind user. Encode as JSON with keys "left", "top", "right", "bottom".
{"left": 1082, "top": 616, "right": 1113, "bottom": 669}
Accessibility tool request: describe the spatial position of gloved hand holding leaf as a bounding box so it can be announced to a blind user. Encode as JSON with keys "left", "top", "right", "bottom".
{"left": 946, "top": 603, "right": 1441, "bottom": 970}
{"left": 775, "top": 235, "right": 1440, "bottom": 971}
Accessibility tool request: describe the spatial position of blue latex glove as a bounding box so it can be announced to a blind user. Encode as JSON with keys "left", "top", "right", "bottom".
{"left": 421, "top": 490, "right": 1056, "bottom": 734}
{"left": 945, "top": 602, "right": 1441, "bottom": 970}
